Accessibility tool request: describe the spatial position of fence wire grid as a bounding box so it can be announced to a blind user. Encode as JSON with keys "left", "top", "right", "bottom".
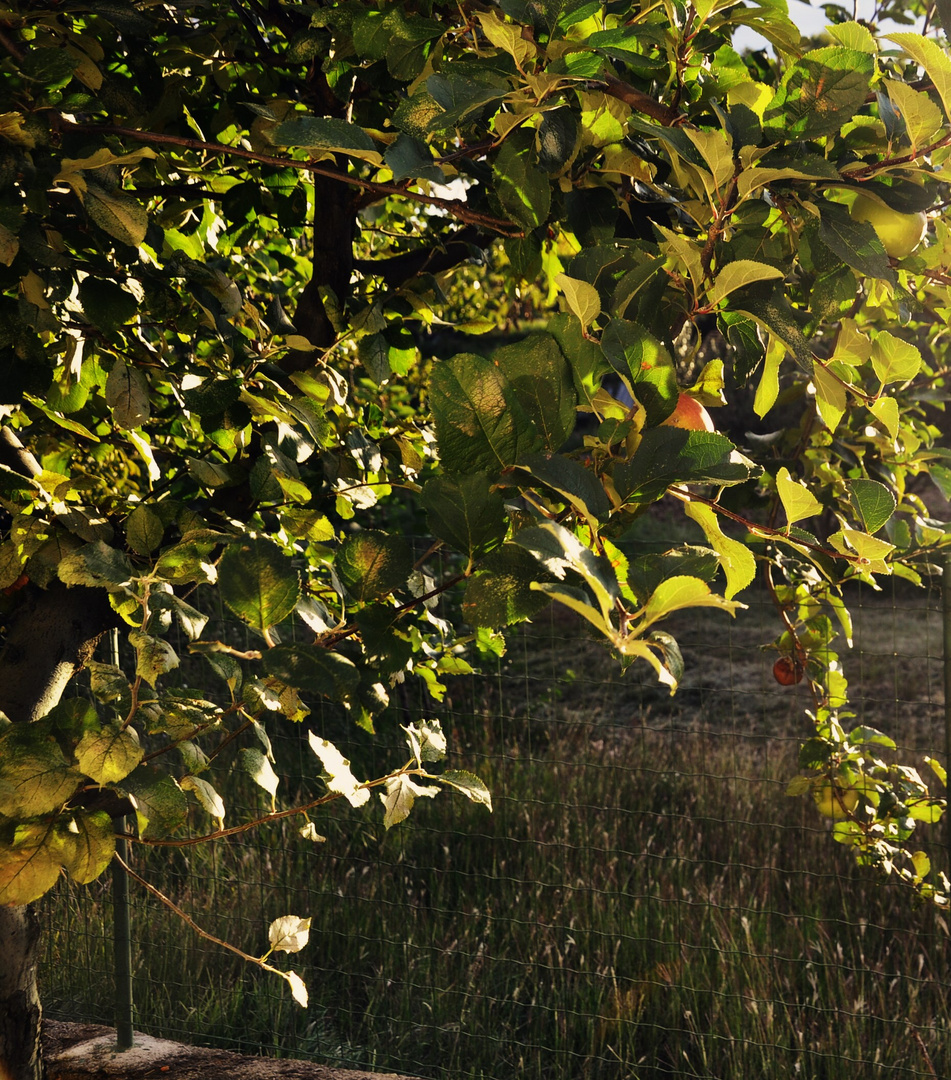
{"left": 41, "top": 575, "right": 951, "bottom": 1080}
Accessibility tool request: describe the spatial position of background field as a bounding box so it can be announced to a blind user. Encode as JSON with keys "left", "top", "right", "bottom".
{"left": 41, "top": 578, "right": 951, "bottom": 1080}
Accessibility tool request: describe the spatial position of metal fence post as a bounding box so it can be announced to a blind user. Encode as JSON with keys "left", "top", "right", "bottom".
{"left": 113, "top": 819, "right": 134, "bottom": 1050}
{"left": 110, "top": 627, "right": 134, "bottom": 1050}
{"left": 944, "top": 554, "right": 951, "bottom": 875}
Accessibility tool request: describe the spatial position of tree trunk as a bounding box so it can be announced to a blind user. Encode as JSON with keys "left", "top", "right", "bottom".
{"left": 0, "top": 906, "right": 43, "bottom": 1080}
{"left": 0, "top": 582, "right": 118, "bottom": 1080}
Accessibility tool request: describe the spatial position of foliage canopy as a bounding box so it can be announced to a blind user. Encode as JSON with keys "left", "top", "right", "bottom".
{"left": 2, "top": 0, "right": 951, "bottom": 1000}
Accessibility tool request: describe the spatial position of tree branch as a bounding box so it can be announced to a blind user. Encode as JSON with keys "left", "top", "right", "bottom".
{"left": 59, "top": 119, "right": 523, "bottom": 236}
{"left": 595, "top": 75, "right": 682, "bottom": 127}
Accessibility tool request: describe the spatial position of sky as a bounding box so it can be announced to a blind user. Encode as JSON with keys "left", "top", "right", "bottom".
{"left": 734, "top": 0, "right": 925, "bottom": 51}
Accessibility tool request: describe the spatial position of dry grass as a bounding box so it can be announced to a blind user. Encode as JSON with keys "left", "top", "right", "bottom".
{"left": 41, "top": 581, "right": 951, "bottom": 1079}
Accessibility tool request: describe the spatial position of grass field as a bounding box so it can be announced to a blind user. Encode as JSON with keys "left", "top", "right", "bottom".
{"left": 41, "top": 582, "right": 951, "bottom": 1079}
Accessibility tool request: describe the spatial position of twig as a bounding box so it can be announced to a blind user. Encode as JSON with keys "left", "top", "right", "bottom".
{"left": 666, "top": 486, "right": 868, "bottom": 565}
{"left": 115, "top": 850, "right": 264, "bottom": 965}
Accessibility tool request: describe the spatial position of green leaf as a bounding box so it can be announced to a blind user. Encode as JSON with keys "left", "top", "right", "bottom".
{"left": 682, "top": 502, "right": 756, "bottom": 600}
{"left": 79, "top": 278, "right": 138, "bottom": 331}
{"left": 764, "top": 47, "right": 874, "bottom": 139}
{"left": 643, "top": 575, "right": 744, "bottom": 625}
{"left": 439, "top": 769, "right": 493, "bottom": 810}
{"left": 614, "top": 428, "right": 760, "bottom": 503}
{"left": 492, "top": 128, "right": 551, "bottom": 230}
{"left": 493, "top": 334, "right": 578, "bottom": 452}
{"left": 119, "top": 765, "right": 188, "bottom": 837}
{"left": 870, "top": 332, "right": 921, "bottom": 385}
{"left": 463, "top": 544, "right": 553, "bottom": 628}
{"left": 267, "top": 915, "right": 311, "bottom": 954}
{"left": 735, "top": 289, "right": 814, "bottom": 371}
{"left": 556, "top": 274, "right": 601, "bottom": 330}
{"left": 219, "top": 538, "right": 301, "bottom": 634}
{"left": 75, "top": 724, "right": 143, "bottom": 786}
{"left": 58, "top": 540, "right": 135, "bottom": 591}
{"left": 129, "top": 630, "right": 179, "bottom": 688}
{"left": 384, "top": 11, "right": 445, "bottom": 79}
{"left": 426, "top": 75, "right": 507, "bottom": 130}
{"left": 847, "top": 479, "right": 895, "bottom": 534}
{"left": 516, "top": 453, "right": 611, "bottom": 522}
{"left": 239, "top": 748, "right": 279, "bottom": 802}
{"left": 815, "top": 203, "right": 895, "bottom": 283}
{"left": 180, "top": 775, "right": 225, "bottom": 826}
{"left": 547, "top": 313, "right": 612, "bottom": 411}
{"left": 431, "top": 353, "right": 538, "bottom": 474}
{"left": 776, "top": 466, "right": 823, "bottom": 527}
{"left": 707, "top": 260, "right": 784, "bottom": 308}
{"left": 826, "top": 20, "right": 877, "bottom": 53}
{"left": 336, "top": 530, "right": 413, "bottom": 601}
{"left": 52, "top": 811, "right": 115, "bottom": 884}
{"left": 85, "top": 183, "right": 148, "bottom": 246}
{"left": 812, "top": 363, "right": 847, "bottom": 432}
{"left": 600, "top": 319, "right": 678, "bottom": 426}
{"left": 628, "top": 546, "right": 719, "bottom": 601}
{"left": 262, "top": 644, "right": 360, "bottom": 703}
{"left": 420, "top": 473, "right": 507, "bottom": 565}
{"left": 888, "top": 33, "right": 951, "bottom": 124}
{"left": 0, "top": 832, "right": 62, "bottom": 904}
{"left": 269, "top": 116, "right": 382, "bottom": 165}
{"left": 307, "top": 731, "right": 369, "bottom": 807}
{"left": 512, "top": 521, "right": 617, "bottom": 621}
{"left": 149, "top": 592, "right": 209, "bottom": 641}
{"left": 883, "top": 80, "right": 944, "bottom": 149}
{"left": 536, "top": 109, "right": 579, "bottom": 173}
{"left": 0, "top": 726, "right": 80, "bottom": 817}
{"left": 105, "top": 360, "right": 150, "bottom": 428}
{"left": 403, "top": 719, "right": 447, "bottom": 765}
{"left": 476, "top": 10, "right": 536, "bottom": 68}
{"left": 126, "top": 504, "right": 164, "bottom": 555}
{"left": 380, "top": 773, "right": 439, "bottom": 829}
{"left": 384, "top": 136, "right": 444, "bottom": 184}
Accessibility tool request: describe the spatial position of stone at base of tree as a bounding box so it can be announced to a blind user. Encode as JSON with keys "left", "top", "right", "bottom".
{"left": 41, "top": 1022, "right": 423, "bottom": 1080}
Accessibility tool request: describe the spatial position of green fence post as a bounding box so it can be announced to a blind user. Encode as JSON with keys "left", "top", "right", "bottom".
{"left": 113, "top": 819, "right": 135, "bottom": 1050}
{"left": 944, "top": 553, "right": 951, "bottom": 876}
{"left": 110, "top": 628, "right": 135, "bottom": 1050}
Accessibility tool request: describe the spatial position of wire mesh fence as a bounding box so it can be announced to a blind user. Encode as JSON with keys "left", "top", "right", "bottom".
{"left": 40, "top": 576, "right": 951, "bottom": 1080}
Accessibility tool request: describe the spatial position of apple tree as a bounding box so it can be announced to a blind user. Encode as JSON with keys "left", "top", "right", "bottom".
{"left": 2, "top": 0, "right": 951, "bottom": 1077}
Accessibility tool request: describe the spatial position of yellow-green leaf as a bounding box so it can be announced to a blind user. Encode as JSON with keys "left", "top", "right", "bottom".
{"left": 775, "top": 466, "right": 823, "bottom": 527}
{"left": 888, "top": 33, "right": 951, "bottom": 124}
{"left": 75, "top": 724, "right": 144, "bottom": 785}
{"left": 683, "top": 501, "right": 756, "bottom": 599}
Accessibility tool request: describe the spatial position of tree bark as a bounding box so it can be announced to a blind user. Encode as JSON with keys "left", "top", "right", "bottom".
{"left": 0, "top": 582, "right": 119, "bottom": 1080}
{"left": 0, "top": 906, "right": 43, "bottom": 1080}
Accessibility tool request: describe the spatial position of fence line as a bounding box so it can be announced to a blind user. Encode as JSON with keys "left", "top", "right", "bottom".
{"left": 42, "top": 578, "right": 951, "bottom": 1079}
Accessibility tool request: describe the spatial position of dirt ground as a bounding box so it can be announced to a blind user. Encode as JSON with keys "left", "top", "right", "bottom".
{"left": 42, "top": 1022, "right": 421, "bottom": 1080}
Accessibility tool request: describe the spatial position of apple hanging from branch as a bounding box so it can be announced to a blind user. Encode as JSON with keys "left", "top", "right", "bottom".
{"left": 850, "top": 194, "right": 928, "bottom": 259}
{"left": 661, "top": 393, "right": 716, "bottom": 432}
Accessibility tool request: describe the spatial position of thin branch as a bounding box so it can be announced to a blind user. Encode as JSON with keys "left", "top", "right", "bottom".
{"left": 58, "top": 119, "right": 523, "bottom": 236}
{"left": 0, "top": 27, "right": 24, "bottom": 62}
{"left": 130, "top": 766, "right": 426, "bottom": 847}
{"left": 595, "top": 75, "right": 681, "bottom": 127}
{"left": 115, "top": 851, "right": 265, "bottom": 967}
{"left": 666, "top": 486, "right": 868, "bottom": 565}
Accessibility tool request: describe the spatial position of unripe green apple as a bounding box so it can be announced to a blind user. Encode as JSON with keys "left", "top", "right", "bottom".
{"left": 850, "top": 194, "right": 927, "bottom": 259}
{"left": 661, "top": 393, "right": 716, "bottom": 432}
{"left": 813, "top": 780, "right": 859, "bottom": 820}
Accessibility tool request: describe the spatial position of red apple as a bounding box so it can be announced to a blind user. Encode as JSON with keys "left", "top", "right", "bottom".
{"left": 773, "top": 656, "right": 804, "bottom": 686}
{"left": 661, "top": 393, "right": 716, "bottom": 432}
